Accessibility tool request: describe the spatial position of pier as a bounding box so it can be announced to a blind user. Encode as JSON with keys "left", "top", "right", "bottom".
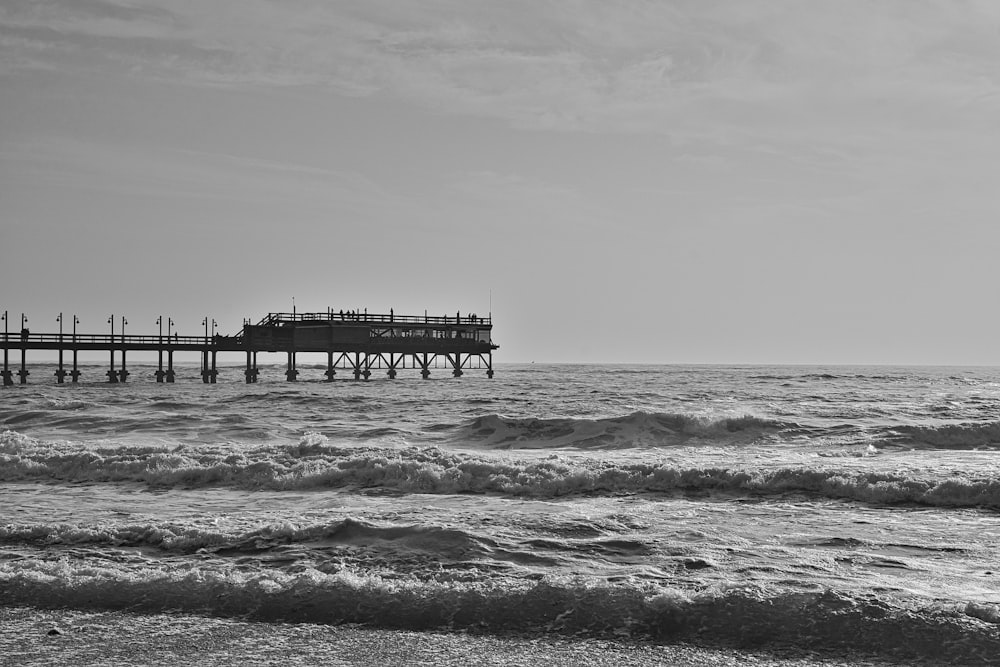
{"left": 0, "top": 310, "right": 497, "bottom": 385}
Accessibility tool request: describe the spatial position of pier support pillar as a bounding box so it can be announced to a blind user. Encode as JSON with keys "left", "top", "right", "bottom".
{"left": 419, "top": 353, "right": 431, "bottom": 380}
{"left": 245, "top": 351, "right": 258, "bottom": 384}
{"left": 70, "top": 369, "right": 81, "bottom": 383}
{"left": 108, "top": 349, "right": 117, "bottom": 383}
{"left": 156, "top": 349, "right": 165, "bottom": 382}
{"left": 325, "top": 351, "right": 336, "bottom": 382}
{"left": 119, "top": 350, "right": 128, "bottom": 383}
{"left": 1, "top": 370, "right": 12, "bottom": 386}
{"left": 449, "top": 353, "right": 464, "bottom": 378}
{"left": 286, "top": 352, "right": 298, "bottom": 382}
{"left": 200, "top": 350, "right": 217, "bottom": 383}
{"left": 210, "top": 351, "right": 218, "bottom": 384}
{"left": 351, "top": 353, "right": 371, "bottom": 381}
{"left": 166, "top": 350, "right": 175, "bottom": 383}
{"left": 55, "top": 369, "right": 67, "bottom": 383}
{"left": 155, "top": 370, "right": 166, "bottom": 382}
{"left": 19, "top": 349, "right": 28, "bottom": 384}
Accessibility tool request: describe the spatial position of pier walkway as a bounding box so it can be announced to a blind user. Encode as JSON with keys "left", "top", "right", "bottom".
{"left": 1, "top": 310, "right": 498, "bottom": 385}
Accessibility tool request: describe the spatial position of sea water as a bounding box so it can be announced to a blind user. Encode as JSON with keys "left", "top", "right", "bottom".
{"left": 2, "top": 363, "right": 999, "bottom": 663}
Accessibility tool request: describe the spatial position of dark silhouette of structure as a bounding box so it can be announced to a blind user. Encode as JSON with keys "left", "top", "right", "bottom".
{"left": 0, "top": 310, "right": 497, "bottom": 385}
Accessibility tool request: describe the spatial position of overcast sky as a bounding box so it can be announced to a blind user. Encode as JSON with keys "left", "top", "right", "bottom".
{"left": 2, "top": 1, "right": 999, "bottom": 364}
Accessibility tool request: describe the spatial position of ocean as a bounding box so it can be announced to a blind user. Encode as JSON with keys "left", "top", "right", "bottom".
{"left": 2, "top": 363, "right": 999, "bottom": 665}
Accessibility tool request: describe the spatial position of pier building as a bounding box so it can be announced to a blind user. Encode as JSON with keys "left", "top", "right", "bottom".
{"left": 0, "top": 310, "right": 497, "bottom": 385}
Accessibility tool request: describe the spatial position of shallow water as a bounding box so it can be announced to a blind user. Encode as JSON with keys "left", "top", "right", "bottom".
{"left": 2, "top": 363, "right": 999, "bottom": 662}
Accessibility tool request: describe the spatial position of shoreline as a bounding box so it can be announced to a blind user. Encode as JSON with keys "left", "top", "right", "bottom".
{"left": 1, "top": 607, "right": 921, "bottom": 667}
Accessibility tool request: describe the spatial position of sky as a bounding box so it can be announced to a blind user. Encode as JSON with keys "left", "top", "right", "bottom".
{"left": 2, "top": 0, "right": 1000, "bottom": 365}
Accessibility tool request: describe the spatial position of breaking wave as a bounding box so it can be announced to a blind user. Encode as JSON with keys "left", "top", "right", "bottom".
{"left": 454, "top": 412, "right": 790, "bottom": 449}
{"left": 0, "top": 518, "right": 498, "bottom": 562}
{"left": 4, "top": 430, "right": 999, "bottom": 508}
{"left": 876, "top": 421, "right": 1000, "bottom": 450}
{"left": 0, "top": 557, "right": 996, "bottom": 662}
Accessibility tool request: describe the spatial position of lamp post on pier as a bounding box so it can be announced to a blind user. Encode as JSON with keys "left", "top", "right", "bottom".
{"left": 55, "top": 313, "right": 67, "bottom": 383}
{"left": 119, "top": 316, "right": 128, "bottom": 383}
{"left": 165, "top": 317, "right": 175, "bottom": 383}
{"left": 107, "top": 316, "right": 117, "bottom": 383}
{"left": 155, "top": 316, "right": 165, "bottom": 382}
{"left": 70, "top": 315, "right": 81, "bottom": 383}
{"left": 0, "top": 312, "right": 11, "bottom": 386}
{"left": 203, "top": 317, "right": 217, "bottom": 340}
{"left": 201, "top": 316, "right": 218, "bottom": 383}
{"left": 17, "top": 314, "right": 28, "bottom": 384}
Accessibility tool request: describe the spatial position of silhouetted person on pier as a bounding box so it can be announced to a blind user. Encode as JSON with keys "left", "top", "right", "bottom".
{"left": 20, "top": 328, "right": 28, "bottom": 341}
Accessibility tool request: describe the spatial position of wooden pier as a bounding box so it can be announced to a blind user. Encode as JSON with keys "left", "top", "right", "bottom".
{"left": 0, "top": 310, "right": 497, "bottom": 385}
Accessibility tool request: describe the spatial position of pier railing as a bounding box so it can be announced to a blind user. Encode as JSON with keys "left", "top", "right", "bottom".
{"left": 253, "top": 311, "right": 491, "bottom": 327}
{"left": 2, "top": 333, "right": 222, "bottom": 346}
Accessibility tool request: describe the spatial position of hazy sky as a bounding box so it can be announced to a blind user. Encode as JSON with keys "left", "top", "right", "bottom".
{"left": 2, "top": 1, "right": 1000, "bottom": 364}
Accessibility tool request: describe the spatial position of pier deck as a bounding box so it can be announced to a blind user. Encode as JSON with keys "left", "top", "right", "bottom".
{"left": 1, "top": 310, "right": 498, "bottom": 384}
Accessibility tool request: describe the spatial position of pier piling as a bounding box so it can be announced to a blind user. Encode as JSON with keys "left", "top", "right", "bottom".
{"left": 18, "top": 348, "right": 28, "bottom": 384}
{"left": 325, "top": 351, "right": 335, "bottom": 382}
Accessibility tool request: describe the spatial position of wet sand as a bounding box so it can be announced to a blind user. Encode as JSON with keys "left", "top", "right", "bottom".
{"left": 0, "top": 607, "right": 919, "bottom": 666}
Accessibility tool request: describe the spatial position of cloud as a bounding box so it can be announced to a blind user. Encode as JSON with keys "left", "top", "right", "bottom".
{"left": 0, "top": 136, "right": 398, "bottom": 216}
{"left": 2, "top": 0, "right": 999, "bottom": 138}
